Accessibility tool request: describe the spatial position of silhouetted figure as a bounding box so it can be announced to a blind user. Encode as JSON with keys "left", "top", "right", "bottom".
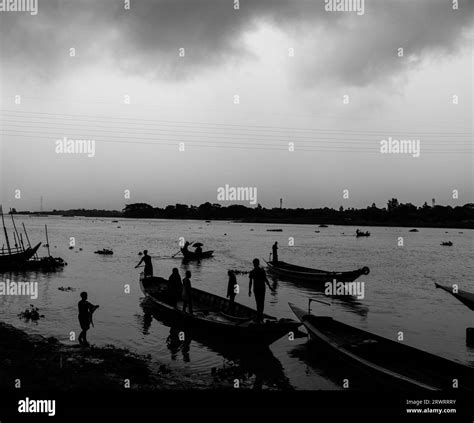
{"left": 135, "top": 250, "right": 153, "bottom": 277}
{"left": 195, "top": 245, "right": 203, "bottom": 255}
{"left": 227, "top": 270, "right": 238, "bottom": 313}
{"left": 182, "top": 270, "right": 193, "bottom": 313}
{"left": 182, "top": 241, "right": 191, "bottom": 254}
{"left": 168, "top": 268, "right": 183, "bottom": 308}
{"left": 249, "top": 258, "right": 273, "bottom": 323}
{"left": 272, "top": 242, "right": 278, "bottom": 264}
{"left": 78, "top": 292, "right": 99, "bottom": 346}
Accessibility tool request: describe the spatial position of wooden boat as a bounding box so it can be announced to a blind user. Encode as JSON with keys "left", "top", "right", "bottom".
{"left": 180, "top": 248, "right": 214, "bottom": 260}
{"left": 267, "top": 229, "right": 283, "bottom": 232}
{"left": 441, "top": 241, "right": 453, "bottom": 246}
{"left": 139, "top": 273, "right": 300, "bottom": 345}
{"left": 356, "top": 230, "right": 370, "bottom": 237}
{"left": 289, "top": 303, "right": 474, "bottom": 391}
{"left": 265, "top": 260, "right": 369, "bottom": 283}
{"left": 409, "top": 229, "right": 419, "bottom": 232}
{"left": 435, "top": 283, "right": 474, "bottom": 311}
{"left": 0, "top": 242, "right": 41, "bottom": 269}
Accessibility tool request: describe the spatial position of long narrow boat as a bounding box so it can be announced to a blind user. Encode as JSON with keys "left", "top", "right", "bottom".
{"left": 0, "top": 242, "right": 41, "bottom": 269}
{"left": 180, "top": 248, "right": 214, "bottom": 260}
{"left": 265, "top": 260, "right": 369, "bottom": 283}
{"left": 289, "top": 303, "right": 474, "bottom": 391}
{"left": 435, "top": 283, "right": 474, "bottom": 311}
{"left": 139, "top": 273, "right": 300, "bottom": 345}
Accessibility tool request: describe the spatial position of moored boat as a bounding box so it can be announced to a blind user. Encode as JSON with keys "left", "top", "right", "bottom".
{"left": 435, "top": 283, "right": 474, "bottom": 311}
{"left": 265, "top": 260, "right": 369, "bottom": 283}
{"left": 0, "top": 242, "right": 42, "bottom": 270}
{"left": 289, "top": 303, "right": 474, "bottom": 391}
{"left": 139, "top": 273, "right": 300, "bottom": 345}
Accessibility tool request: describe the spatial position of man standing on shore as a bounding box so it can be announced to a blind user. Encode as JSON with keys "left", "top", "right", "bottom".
{"left": 78, "top": 292, "right": 99, "bottom": 347}
{"left": 249, "top": 259, "right": 274, "bottom": 323}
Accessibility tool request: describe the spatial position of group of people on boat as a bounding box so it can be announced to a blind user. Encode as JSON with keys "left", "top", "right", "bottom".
{"left": 136, "top": 250, "right": 275, "bottom": 323}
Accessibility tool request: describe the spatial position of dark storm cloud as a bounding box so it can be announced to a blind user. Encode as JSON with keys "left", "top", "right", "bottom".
{"left": 0, "top": 0, "right": 472, "bottom": 85}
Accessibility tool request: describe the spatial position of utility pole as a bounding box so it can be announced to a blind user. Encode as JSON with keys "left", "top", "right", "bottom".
{"left": 280, "top": 198, "right": 283, "bottom": 209}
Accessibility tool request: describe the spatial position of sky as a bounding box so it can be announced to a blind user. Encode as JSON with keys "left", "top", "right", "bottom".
{"left": 0, "top": 0, "right": 473, "bottom": 211}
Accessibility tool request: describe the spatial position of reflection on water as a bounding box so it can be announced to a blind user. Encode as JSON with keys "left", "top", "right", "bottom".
{"left": 268, "top": 274, "right": 369, "bottom": 318}
{"left": 0, "top": 217, "right": 473, "bottom": 390}
{"left": 139, "top": 298, "right": 292, "bottom": 390}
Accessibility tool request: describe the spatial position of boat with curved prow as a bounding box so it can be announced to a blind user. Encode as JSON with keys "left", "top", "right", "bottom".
{"left": 289, "top": 303, "right": 474, "bottom": 391}
{"left": 0, "top": 242, "right": 42, "bottom": 270}
{"left": 139, "top": 273, "right": 300, "bottom": 345}
{"left": 265, "top": 260, "right": 369, "bottom": 283}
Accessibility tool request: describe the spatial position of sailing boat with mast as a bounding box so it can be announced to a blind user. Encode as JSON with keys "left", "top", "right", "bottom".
{"left": 0, "top": 206, "right": 41, "bottom": 270}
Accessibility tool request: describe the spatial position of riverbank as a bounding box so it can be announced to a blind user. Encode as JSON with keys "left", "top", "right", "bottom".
{"left": 0, "top": 322, "right": 214, "bottom": 390}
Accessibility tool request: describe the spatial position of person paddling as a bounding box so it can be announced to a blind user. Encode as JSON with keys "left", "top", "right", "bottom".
{"left": 135, "top": 250, "right": 153, "bottom": 277}
{"left": 78, "top": 292, "right": 99, "bottom": 346}
{"left": 249, "top": 258, "right": 274, "bottom": 323}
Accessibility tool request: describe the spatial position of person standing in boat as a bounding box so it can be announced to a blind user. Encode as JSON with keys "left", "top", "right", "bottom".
{"left": 194, "top": 244, "right": 203, "bottom": 255}
{"left": 272, "top": 242, "right": 279, "bottom": 264}
{"left": 168, "top": 268, "right": 183, "bottom": 308}
{"left": 78, "top": 292, "right": 99, "bottom": 347}
{"left": 135, "top": 250, "right": 153, "bottom": 277}
{"left": 182, "top": 270, "right": 193, "bottom": 313}
{"left": 182, "top": 241, "right": 191, "bottom": 255}
{"left": 249, "top": 258, "right": 274, "bottom": 323}
{"left": 227, "top": 270, "right": 238, "bottom": 313}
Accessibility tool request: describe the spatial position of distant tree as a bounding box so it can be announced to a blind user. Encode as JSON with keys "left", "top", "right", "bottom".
{"left": 122, "top": 203, "right": 154, "bottom": 218}
{"left": 387, "top": 198, "right": 399, "bottom": 213}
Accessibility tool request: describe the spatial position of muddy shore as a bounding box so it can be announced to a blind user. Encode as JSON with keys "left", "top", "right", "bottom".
{"left": 0, "top": 322, "right": 219, "bottom": 390}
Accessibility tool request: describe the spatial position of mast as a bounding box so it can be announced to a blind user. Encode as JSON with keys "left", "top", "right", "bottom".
{"left": 0, "top": 205, "right": 12, "bottom": 255}
{"left": 10, "top": 210, "right": 25, "bottom": 252}
{"left": 45, "top": 224, "right": 51, "bottom": 257}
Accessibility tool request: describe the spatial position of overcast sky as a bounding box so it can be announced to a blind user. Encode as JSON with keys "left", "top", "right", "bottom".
{"left": 0, "top": 0, "right": 473, "bottom": 211}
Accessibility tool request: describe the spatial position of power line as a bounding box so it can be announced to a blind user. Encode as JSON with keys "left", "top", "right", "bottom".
{"left": 2, "top": 109, "right": 472, "bottom": 136}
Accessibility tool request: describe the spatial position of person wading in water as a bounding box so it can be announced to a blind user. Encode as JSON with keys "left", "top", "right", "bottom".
{"left": 135, "top": 250, "right": 153, "bottom": 277}
{"left": 78, "top": 292, "right": 99, "bottom": 346}
{"left": 248, "top": 258, "right": 274, "bottom": 323}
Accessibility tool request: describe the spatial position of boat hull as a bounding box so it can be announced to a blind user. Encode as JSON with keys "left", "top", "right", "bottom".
{"left": 265, "top": 260, "right": 369, "bottom": 283}
{"left": 289, "top": 304, "right": 474, "bottom": 391}
{"left": 0, "top": 243, "right": 41, "bottom": 270}
{"left": 139, "top": 274, "right": 300, "bottom": 345}
{"left": 435, "top": 283, "right": 474, "bottom": 311}
{"left": 180, "top": 249, "right": 214, "bottom": 260}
